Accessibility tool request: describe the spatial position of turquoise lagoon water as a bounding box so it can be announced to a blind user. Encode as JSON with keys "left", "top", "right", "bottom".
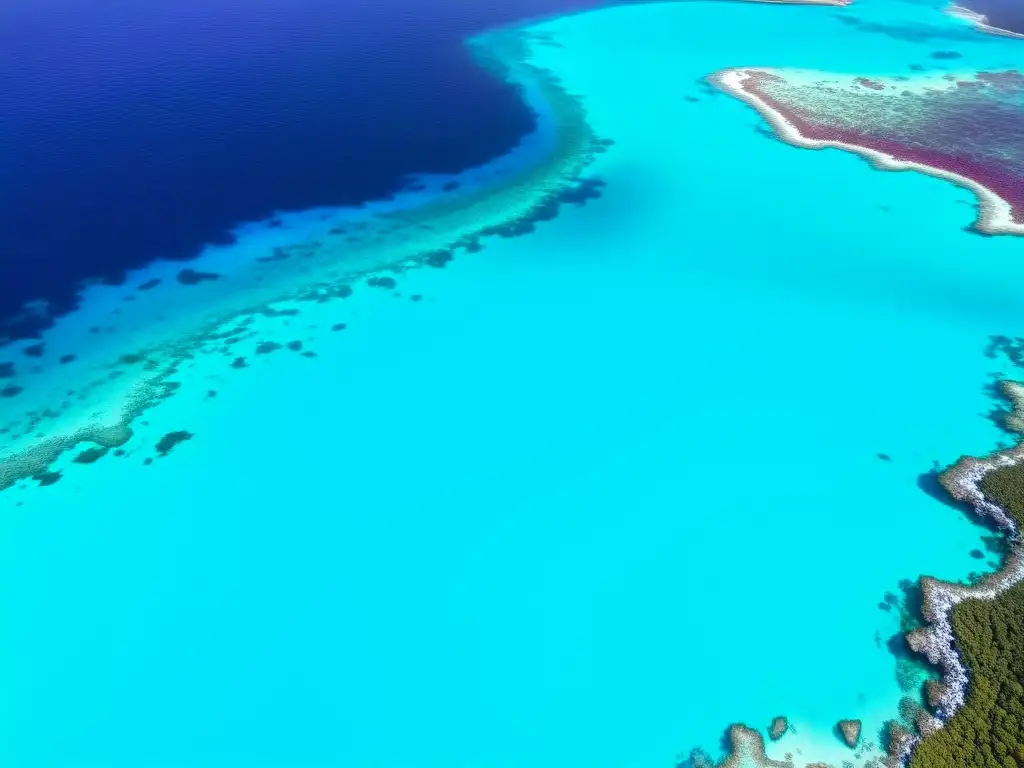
{"left": 2, "top": 0, "right": 1024, "bottom": 766}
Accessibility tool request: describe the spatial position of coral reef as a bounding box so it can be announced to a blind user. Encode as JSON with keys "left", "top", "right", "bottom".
{"left": 712, "top": 66, "right": 1024, "bottom": 235}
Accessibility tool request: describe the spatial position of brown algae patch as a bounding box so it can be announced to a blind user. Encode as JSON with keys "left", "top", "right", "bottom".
{"left": 0, "top": 24, "right": 608, "bottom": 495}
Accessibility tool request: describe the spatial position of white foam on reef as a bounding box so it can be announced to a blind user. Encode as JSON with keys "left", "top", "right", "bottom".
{"left": 946, "top": 3, "right": 1024, "bottom": 40}
{"left": 0, "top": 27, "right": 598, "bottom": 489}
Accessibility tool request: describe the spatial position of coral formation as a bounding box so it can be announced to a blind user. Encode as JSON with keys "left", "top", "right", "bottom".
{"left": 712, "top": 67, "right": 1024, "bottom": 235}
{"left": 837, "top": 719, "right": 861, "bottom": 749}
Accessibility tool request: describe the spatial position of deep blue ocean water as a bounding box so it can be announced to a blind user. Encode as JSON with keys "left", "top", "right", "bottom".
{"left": 0, "top": 0, "right": 606, "bottom": 340}
{"left": 959, "top": 0, "right": 1024, "bottom": 34}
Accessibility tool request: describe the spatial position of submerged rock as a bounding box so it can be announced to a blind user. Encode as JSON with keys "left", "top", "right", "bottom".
{"left": 769, "top": 716, "right": 788, "bottom": 741}
{"left": 837, "top": 719, "right": 861, "bottom": 748}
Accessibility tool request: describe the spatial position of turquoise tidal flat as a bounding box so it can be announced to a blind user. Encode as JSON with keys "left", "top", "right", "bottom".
{"left": 1, "top": 1, "right": 1024, "bottom": 767}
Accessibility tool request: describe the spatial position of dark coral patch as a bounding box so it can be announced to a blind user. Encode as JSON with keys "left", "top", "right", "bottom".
{"left": 33, "top": 471, "right": 62, "bottom": 486}
{"left": 442, "top": 181, "right": 460, "bottom": 192}
{"left": 24, "top": 343, "right": 44, "bottom": 357}
{"left": 981, "top": 534, "right": 1007, "bottom": 554}
{"left": 230, "top": 357, "right": 248, "bottom": 369}
{"left": 0, "top": 362, "right": 13, "bottom": 378}
{"left": 257, "top": 248, "right": 290, "bottom": 263}
{"left": 300, "top": 350, "right": 318, "bottom": 358}
{"left": 255, "top": 341, "right": 281, "bottom": 355}
{"left": 208, "top": 230, "right": 238, "bottom": 247}
{"left": 287, "top": 340, "right": 303, "bottom": 351}
{"left": 877, "top": 452, "right": 892, "bottom": 461}
{"left": 137, "top": 278, "right": 161, "bottom": 291}
{"left": 155, "top": 430, "right": 193, "bottom": 457}
{"left": 59, "top": 354, "right": 76, "bottom": 364}
{"left": 969, "top": 548, "right": 985, "bottom": 559}
{"left": 331, "top": 323, "right": 347, "bottom": 332}
{"left": 120, "top": 353, "right": 145, "bottom": 365}
{"left": 177, "top": 268, "right": 220, "bottom": 285}
{"left": 984, "top": 335, "right": 1024, "bottom": 368}
{"left": 367, "top": 276, "right": 397, "bottom": 290}
{"left": 73, "top": 447, "right": 109, "bottom": 464}
{"left": 424, "top": 250, "right": 454, "bottom": 268}
{"left": 1, "top": 384, "right": 23, "bottom": 398}
{"left": 931, "top": 50, "right": 962, "bottom": 60}
{"left": 258, "top": 307, "right": 300, "bottom": 318}
{"left": 854, "top": 77, "right": 886, "bottom": 91}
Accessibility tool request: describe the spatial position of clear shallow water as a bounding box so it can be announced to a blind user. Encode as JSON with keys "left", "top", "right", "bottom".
{"left": 2, "top": 0, "right": 1024, "bottom": 766}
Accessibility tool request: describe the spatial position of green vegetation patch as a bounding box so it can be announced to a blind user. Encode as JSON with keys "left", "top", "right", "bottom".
{"left": 909, "top": 462, "right": 1024, "bottom": 768}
